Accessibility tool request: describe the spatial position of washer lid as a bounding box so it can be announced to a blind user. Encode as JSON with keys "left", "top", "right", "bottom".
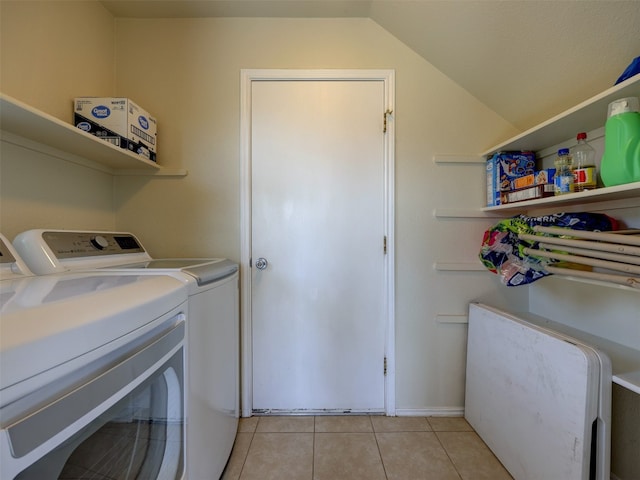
{"left": 102, "top": 258, "right": 239, "bottom": 286}
{"left": 112, "top": 258, "right": 224, "bottom": 269}
{"left": 183, "top": 259, "right": 238, "bottom": 285}
{"left": 0, "top": 273, "right": 187, "bottom": 403}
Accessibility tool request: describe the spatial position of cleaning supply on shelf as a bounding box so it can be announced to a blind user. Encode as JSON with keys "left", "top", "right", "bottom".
{"left": 600, "top": 97, "right": 640, "bottom": 187}
{"left": 571, "top": 132, "right": 597, "bottom": 192}
{"left": 554, "top": 148, "right": 574, "bottom": 195}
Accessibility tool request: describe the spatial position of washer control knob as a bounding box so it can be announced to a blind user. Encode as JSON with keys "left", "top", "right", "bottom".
{"left": 91, "top": 235, "right": 109, "bottom": 250}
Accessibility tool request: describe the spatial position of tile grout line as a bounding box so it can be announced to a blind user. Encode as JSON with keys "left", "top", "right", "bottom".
{"left": 312, "top": 416, "right": 316, "bottom": 480}
{"left": 370, "top": 416, "right": 390, "bottom": 480}
{"left": 433, "top": 430, "right": 464, "bottom": 480}
{"left": 233, "top": 415, "right": 499, "bottom": 480}
{"left": 237, "top": 419, "right": 258, "bottom": 480}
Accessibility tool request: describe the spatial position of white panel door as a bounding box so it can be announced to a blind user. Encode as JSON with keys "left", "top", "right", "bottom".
{"left": 251, "top": 79, "right": 387, "bottom": 412}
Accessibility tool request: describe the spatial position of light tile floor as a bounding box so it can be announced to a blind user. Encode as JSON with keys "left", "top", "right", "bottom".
{"left": 221, "top": 416, "right": 513, "bottom": 480}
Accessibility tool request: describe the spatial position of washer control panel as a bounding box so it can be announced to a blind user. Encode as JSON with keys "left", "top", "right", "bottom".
{"left": 41, "top": 231, "right": 145, "bottom": 259}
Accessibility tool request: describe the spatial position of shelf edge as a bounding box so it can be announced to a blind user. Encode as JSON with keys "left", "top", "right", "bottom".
{"left": 435, "top": 314, "right": 469, "bottom": 324}
{"left": 1, "top": 93, "right": 161, "bottom": 173}
{"left": 434, "top": 262, "right": 485, "bottom": 271}
{"left": 433, "top": 208, "right": 503, "bottom": 218}
{"left": 481, "top": 182, "right": 640, "bottom": 213}
{"left": 432, "top": 154, "right": 484, "bottom": 164}
{"left": 613, "top": 372, "right": 640, "bottom": 394}
{"left": 114, "top": 168, "right": 189, "bottom": 177}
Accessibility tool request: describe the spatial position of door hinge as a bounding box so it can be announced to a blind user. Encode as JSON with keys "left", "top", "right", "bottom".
{"left": 383, "top": 236, "right": 387, "bottom": 254}
{"left": 383, "top": 109, "right": 393, "bottom": 133}
{"left": 384, "top": 356, "right": 387, "bottom": 376}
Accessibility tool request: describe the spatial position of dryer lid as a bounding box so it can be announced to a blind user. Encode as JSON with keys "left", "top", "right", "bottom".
{"left": 0, "top": 273, "right": 187, "bottom": 405}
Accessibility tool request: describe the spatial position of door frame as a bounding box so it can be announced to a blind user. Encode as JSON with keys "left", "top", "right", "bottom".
{"left": 239, "top": 69, "right": 395, "bottom": 417}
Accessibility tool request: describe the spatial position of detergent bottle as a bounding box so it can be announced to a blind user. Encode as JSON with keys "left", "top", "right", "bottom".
{"left": 600, "top": 96, "right": 640, "bottom": 187}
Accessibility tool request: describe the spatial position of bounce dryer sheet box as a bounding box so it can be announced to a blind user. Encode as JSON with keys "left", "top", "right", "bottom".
{"left": 74, "top": 97, "right": 157, "bottom": 161}
{"left": 486, "top": 152, "right": 536, "bottom": 206}
{"left": 509, "top": 168, "right": 557, "bottom": 191}
{"left": 511, "top": 173, "right": 535, "bottom": 191}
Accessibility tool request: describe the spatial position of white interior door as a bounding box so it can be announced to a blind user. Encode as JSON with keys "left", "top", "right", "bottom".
{"left": 248, "top": 76, "right": 392, "bottom": 413}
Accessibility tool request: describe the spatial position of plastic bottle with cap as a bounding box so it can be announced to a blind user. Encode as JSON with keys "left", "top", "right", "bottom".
{"left": 554, "top": 148, "right": 574, "bottom": 195}
{"left": 600, "top": 96, "right": 640, "bottom": 187}
{"left": 571, "top": 132, "right": 597, "bottom": 192}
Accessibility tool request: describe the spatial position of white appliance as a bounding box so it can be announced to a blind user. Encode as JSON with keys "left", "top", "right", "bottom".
{"left": 14, "top": 229, "right": 240, "bottom": 480}
{"left": 465, "top": 302, "right": 611, "bottom": 480}
{"left": 0, "top": 233, "right": 188, "bottom": 480}
{"left": 0, "top": 233, "right": 32, "bottom": 281}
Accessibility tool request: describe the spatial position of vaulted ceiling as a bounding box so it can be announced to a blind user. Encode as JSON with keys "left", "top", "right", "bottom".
{"left": 100, "top": 0, "right": 640, "bottom": 131}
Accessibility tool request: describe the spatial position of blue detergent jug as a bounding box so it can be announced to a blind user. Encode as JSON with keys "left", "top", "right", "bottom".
{"left": 600, "top": 97, "right": 640, "bottom": 187}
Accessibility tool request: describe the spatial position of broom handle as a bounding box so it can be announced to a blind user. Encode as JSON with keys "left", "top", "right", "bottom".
{"left": 533, "top": 226, "right": 640, "bottom": 246}
{"left": 545, "top": 265, "right": 640, "bottom": 289}
{"left": 519, "top": 233, "right": 640, "bottom": 256}
{"left": 537, "top": 242, "right": 640, "bottom": 266}
{"left": 612, "top": 229, "right": 640, "bottom": 234}
{"left": 523, "top": 247, "right": 640, "bottom": 275}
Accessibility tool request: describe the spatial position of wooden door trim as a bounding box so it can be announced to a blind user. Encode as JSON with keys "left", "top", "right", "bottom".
{"left": 240, "top": 69, "right": 395, "bottom": 416}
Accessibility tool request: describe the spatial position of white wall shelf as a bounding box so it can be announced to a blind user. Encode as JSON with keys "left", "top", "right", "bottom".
{"left": 0, "top": 93, "right": 186, "bottom": 176}
{"left": 432, "top": 154, "right": 484, "bottom": 164}
{"left": 435, "top": 314, "right": 469, "bottom": 324}
{"left": 481, "top": 75, "right": 640, "bottom": 215}
{"left": 479, "top": 75, "right": 640, "bottom": 294}
{"left": 482, "top": 181, "right": 640, "bottom": 214}
{"left": 483, "top": 75, "right": 640, "bottom": 157}
{"left": 434, "top": 208, "right": 504, "bottom": 218}
{"left": 434, "top": 262, "right": 485, "bottom": 271}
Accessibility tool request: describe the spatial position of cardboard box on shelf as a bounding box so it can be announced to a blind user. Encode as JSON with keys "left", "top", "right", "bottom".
{"left": 535, "top": 168, "right": 556, "bottom": 186}
{"left": 501, "top": 183, "right": 554, "bottom": 204}
{"left": 74, "top": 97, "right": 157, "bottom": 161}
{"left": 511, "top": 173, "right": 535, "bottom": 190}
{"left": 486, "top": 151, "right": 536, "bottom": 206}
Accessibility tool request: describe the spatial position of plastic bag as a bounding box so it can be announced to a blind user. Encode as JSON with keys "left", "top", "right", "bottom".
{"left": 479, "top": 212, "right": 618, "bottom": 286}
{"left": 615, "top": 56, "right": 640, "bottom": 85}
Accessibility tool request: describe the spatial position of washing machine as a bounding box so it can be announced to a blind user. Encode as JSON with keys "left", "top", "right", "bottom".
{"left": 1, "top": 233, "right": 189, "bottom": 480}
{"left": 14, "top": 229, "right": 240, "bottom": 480}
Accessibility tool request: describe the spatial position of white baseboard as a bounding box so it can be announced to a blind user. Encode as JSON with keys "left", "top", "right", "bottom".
{"left": 395, "top": 407, "right": 464, "bottom": 417}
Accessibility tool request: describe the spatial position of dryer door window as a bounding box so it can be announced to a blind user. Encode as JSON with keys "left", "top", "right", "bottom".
{"left": 15, "top": 349, "right": 184, "bottom": 480}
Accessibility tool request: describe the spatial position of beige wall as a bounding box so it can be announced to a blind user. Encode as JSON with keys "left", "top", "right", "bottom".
{"left": 0, "top": 3, "right": 637, "bottom": 470}
{"left": 0, "top": 1, "right": 115, "bottom": 122}
{"left": 0, "top": 2, "right": 526, "bottom": 412}
{"left": 0, "top": 1, "right": 116, "bottom": 237}
{"left": 113, "top": 17, "right": 525, "bottom": 411}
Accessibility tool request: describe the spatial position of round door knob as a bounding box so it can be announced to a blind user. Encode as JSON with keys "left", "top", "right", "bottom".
{"left": 255, "top": 257, "right": 268, "bottom": 270}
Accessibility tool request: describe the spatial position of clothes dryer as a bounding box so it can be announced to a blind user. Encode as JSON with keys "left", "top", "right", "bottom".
{"left": 14, "top": 229, "right": 239, "bottom": 480}
{"left": 1, "top": 233, "right": 189, "bottom": 480}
